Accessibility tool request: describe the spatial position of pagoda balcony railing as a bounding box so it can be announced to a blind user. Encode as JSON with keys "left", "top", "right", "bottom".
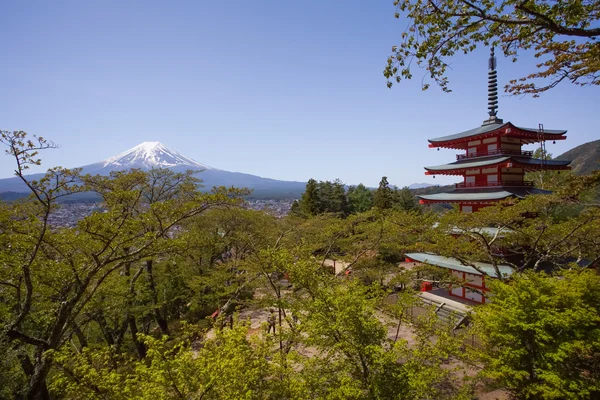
{"left": 455, "top": 181, "right": 534, "bottom": 188}
{"left": 456, "top": 149, "right": 533, "bottom": 160}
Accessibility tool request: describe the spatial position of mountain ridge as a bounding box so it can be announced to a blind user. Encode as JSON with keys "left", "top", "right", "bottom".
{"left": 556, "top": 139, "right": 600, "bottom": 176}
{"left": 0, "top": 142, "right": 307, "bottom": 199}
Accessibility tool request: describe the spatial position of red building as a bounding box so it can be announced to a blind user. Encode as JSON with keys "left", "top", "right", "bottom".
{"left": 406, "top": 48, "right": 571, "bottom": 304}
{"left": 418, "top": 48, "right": 571, "bottom": 212}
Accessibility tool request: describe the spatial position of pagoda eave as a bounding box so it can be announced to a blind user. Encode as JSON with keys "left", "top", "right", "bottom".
{"left": 419, "top": 198, "right": 500, "bottom": 205}
{"left": 425, "top": 161, "right": 571, "bottom": 176}
{"left": 428, "top": 122, "right": 567, "bottom": 150}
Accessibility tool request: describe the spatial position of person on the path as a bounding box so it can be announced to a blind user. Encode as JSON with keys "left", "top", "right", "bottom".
{"left": 267, "top": 310, "right": 276, "bottom": 334}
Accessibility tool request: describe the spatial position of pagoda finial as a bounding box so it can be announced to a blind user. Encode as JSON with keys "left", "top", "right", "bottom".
{"left": 483, "top": 47, "right": 503, "bottom": 125}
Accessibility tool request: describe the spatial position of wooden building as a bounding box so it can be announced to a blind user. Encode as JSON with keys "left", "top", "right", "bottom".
{"left": 406, "top": 48, "right": 571, "bottom": 304}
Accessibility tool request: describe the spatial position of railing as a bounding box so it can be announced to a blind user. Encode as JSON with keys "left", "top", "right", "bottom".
{"left": 455, "top": 181, "right": 534, "bottom": 188}
{"left": 456, "top": 149, "right": 533, "bottom": 160}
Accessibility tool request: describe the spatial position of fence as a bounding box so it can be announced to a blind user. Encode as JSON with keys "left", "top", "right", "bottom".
{"left": 388, "top": 295, "right": 484, "bottom": 350}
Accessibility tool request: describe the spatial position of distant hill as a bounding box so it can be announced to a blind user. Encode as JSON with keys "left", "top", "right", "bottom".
{"left": 556, "top": 139, "right": 600, "bottom": 176}
{"left": 408, "top": 182, "right": 436, "bottom": 189}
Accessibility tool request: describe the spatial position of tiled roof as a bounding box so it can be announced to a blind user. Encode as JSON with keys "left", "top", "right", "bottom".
{"left": 428, "top": 122, "right": 567, "bottom": 144}
{"left": 424, "top": 156, "right": 571, "bottom": 172}
{"left": 405, "top": 252, "right": 515, "bottom": 278}
{"left": 419, "top": 187, "right": 551, "bottom": 202}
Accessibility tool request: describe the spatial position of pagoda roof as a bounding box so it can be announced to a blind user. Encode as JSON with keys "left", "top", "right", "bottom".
{"left": 424, "top": 155, "right": 571, "bottom": 174}
{"left": 418, "top": 186, "right": 551, "bottom": 203}
{"left": 428, "top": 122, "right": 567, "bottom": 149}
{"left": 405, "top": 252, "right": 514, "bottom": 278}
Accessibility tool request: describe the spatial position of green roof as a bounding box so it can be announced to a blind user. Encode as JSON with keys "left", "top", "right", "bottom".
{"left": 405, "top": 252, "right": 514, "bottom": 278}
{"left": 428, "top": 122, "right": 567, "bottom": 144}
{"left": 420, "top": 191, "right": 514, "bottom": 202}
{"left": 425, "top": 156, "right": 510, "bottom": 171}
{"left": 419, "top": 187, "right": 551, "bottom": 202}
{"left": 425, "top": 156, "right": 570, "bottom": 172}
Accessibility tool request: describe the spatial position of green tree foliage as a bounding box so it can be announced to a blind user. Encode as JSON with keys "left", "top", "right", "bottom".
{"left": 474, "top": 269, "right": 600, "bottom": 399}
{"left": 296, "top": 179, "right": 349, "bottom": 217}
{"left": 525, "top": 149, "right": 569, "bottom": 191}
{"left": 385, "top": 0, "right": 600, "bottom": 96}
{"left": 373, "top": 176, "right": 393, "bottom": 209}
{"left": 393, "top": 186, "right": 419, "bottom": 212}
{"left": 298, "top": 178, "right": 319, "bottom": 216}
{"left": 347, "top": 183, "right": 373, "bottom": 213}
{"left": 50, "top": 324, "right": 273, "bottom": 400}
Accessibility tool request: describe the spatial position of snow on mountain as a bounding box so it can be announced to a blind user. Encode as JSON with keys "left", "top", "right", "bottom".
{"left": 102, "top": 142, "right": 213, "bottom": 170}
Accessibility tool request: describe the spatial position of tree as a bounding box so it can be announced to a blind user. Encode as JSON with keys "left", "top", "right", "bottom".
{"left": 347, "top": 183, "right": 373, "bottom": 213}
{"left": 385, "top": 0, "right": 600, "bottom": 96}
{"left": 393, "top": 186, "right": 419, "bottom": 212}
{"left": 329, "top": 178, "right": 349, "bottom": 216}
{"left": 373, "top": 176, "right": 393, "bottom": 209}
{"left": 473, "top": 269, "right": 600, "bottom": 399}
{"left": 299, "top": 179, "right": 319, "bottom": 216}
{"left": 296, "top": 179, "right": 349, "bottom": 217}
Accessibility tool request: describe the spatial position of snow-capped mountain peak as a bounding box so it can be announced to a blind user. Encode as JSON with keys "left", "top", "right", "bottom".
{"left": 102, "top": 142, "right": 213, "bottom": 170}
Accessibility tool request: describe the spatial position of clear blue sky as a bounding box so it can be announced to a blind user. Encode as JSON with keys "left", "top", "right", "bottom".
{"left": 1, "top": 1, "right": 598, "bottom": 187}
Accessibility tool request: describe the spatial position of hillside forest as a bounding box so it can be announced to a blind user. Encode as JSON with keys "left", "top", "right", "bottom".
{"left": 1, "top": 131, "right": 600, "bottom": 400}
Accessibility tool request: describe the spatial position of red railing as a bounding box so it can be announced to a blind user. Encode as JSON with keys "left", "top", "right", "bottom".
{"left": 456, "top": 149, "right": 533, "bottom": 160}
{"left": 455, "top": 181, "right": 534, "bottom": 188}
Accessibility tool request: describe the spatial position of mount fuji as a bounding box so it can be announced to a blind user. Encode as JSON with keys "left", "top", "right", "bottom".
{"left": 0, "top": 142, "right": 307, "bottom": 199}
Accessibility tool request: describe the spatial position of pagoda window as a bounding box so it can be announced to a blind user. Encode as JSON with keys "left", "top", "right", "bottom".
{"left": 503, "top": 174, "right": 522, "bottom": 184}
{"left": 487, "top": 143, "right": 498, "bottom": 154}
{"left": 462, "top": 205, "right": 473, "bottom": 213}
{"left": 501, "top": 143, "right": 520, "bottom": 151}
{"left": 487, "top": 174, "right": 498, "bottom": 185}
{"left": 467, "top": 147, "right": 477, "bottom": 156}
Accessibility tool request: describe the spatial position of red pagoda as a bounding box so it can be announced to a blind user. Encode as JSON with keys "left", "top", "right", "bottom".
{"left": 418, "top": 48, "right": 571, "bottom": 212}
{"left": 406, "top": 49, "right": 572, "bottom": 304}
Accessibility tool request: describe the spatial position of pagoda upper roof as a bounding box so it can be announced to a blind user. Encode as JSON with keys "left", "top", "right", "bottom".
{"left": 405, "top": 252, "right": 514, "bottom": 278}
{"left": 418, "top": 186, "right": 551, "bottom": 203}
{"left": 424, "top": 155, "right": 570, "bottom": 174}
{"left": 428, "top": 122, "right": 567, "bottom": 149}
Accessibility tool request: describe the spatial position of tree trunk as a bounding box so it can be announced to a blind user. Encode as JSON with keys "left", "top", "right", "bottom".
{"left": 145, "top": 259, "right": 169, "bottom": 335}
{"left": 25, "top": 350, "right": 51, "bottom": 400}
{"left": 128, "top": 315, "right": 146, "bottom": 359}
{"left": 93, "top": 311, "right": 115, "bottom": 346}
{"left": 71, "top": 321, "right": 88, "bottom": 351}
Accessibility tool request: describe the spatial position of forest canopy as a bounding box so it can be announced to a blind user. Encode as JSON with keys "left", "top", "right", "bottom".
{"left": 1, "top": 130, "right": 599, "bottom": 399}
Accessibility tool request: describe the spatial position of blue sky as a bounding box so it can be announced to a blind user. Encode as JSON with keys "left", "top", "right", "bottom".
{"left": 1, "top": 1, "right": 598, "bottom": 187}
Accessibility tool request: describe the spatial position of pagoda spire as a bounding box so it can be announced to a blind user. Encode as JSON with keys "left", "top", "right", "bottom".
{"left": 483, "top": 47, "right": 503, "bottom": 125}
